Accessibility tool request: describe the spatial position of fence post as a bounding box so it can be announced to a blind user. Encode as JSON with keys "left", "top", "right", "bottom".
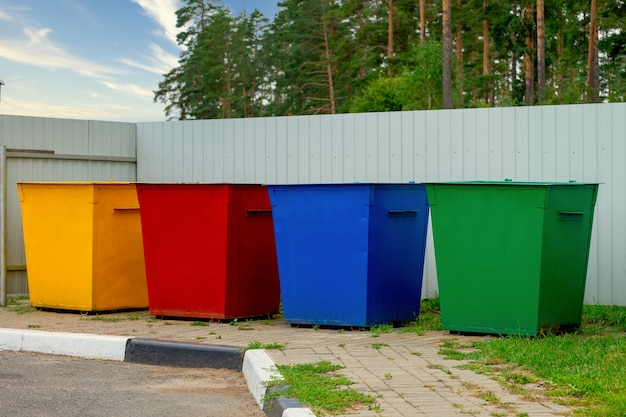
{"left": 0, "top": 145, "right": 7, "bottom": 306}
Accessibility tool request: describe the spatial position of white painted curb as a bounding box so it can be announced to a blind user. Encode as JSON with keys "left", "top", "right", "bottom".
{"left": 243, "top": 349, "right": 283, "bottom": 408}
{"left": 0, "top": 329, "right": 129, "bottom": 361}
{"left": 282, "top": 408, "right": 317, "bottom": 417}
{"left": 243, "top": 349, "right": 316, "bottom": 417}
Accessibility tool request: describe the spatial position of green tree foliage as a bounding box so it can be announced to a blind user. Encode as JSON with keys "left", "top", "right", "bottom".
{"left": 155, "top": 0, "right": 626, "bottom": 120}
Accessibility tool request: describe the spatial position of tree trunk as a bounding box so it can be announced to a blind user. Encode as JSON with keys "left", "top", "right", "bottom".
{"left": 420, "top": 0, "right": 426, "bottom": 42}
{"left": 359, "top": 13, "right": 365, "bottom": 79}
{"left": 587, "top": 0, "right": 600, "bottom": 102}
{"left": 321, "top": 0, "right": 336, "bottom": 114}
{"left": 483, "top": 0, "right": 491, "bottom": 105}
{"left": 442, "top": 0, "right": 453, "bottom": 109}
{"left": 511, "top": 0, "right": 518, "bottom": 99}
{"left": 387, "top": 0, "right": 394, "bottom": 76}
{"left": 537, "top": 0, "right": 545, "bottom": 103}
{"left": 524, "top": 4, "right": 534, "bottom": 106}
{"left": 558, "top": 15, "right": 563, "bottom": 94}
{"left": 456, "top": 24, "right": 464, "bottom": 107}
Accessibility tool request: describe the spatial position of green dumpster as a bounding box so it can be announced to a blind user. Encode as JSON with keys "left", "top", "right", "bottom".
{"left": 426, "top": 181, "right": 599, "bottom": 336}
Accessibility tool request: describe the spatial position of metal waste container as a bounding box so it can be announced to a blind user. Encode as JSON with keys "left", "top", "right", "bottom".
{"left": 136, "top": 183, "right": 280, "bottom": 320}
{"left": 268, "top": 183, "right": 429, "bottom": 327}
{"left": 18, "top": 182, "right": 148, "bottom": 312}
{"left": 426, "top": 181, "right": 599, "bottom": 335}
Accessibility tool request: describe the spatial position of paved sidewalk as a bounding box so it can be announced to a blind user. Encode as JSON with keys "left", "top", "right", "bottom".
{"left": 0, "top": 306, "right": 572, "bottom": 417}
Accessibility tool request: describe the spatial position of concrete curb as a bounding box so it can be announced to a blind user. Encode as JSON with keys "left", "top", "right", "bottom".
{"left": 125, "top": 338, "right": 243, "bottom": 369}
{"left": 243, "top": 349, "right": 315, "bottom": 417}
{"left": 0, "top": 328, "right": 128, "bottom": 361}
{"left": 0, "top": 328, "right": 315, "bottom": 417}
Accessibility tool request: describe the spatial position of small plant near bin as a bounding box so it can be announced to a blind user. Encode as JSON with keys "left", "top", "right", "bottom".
{"left": 243, "top": 340, "right": 285, "bottom": 351}
{"left": 5, "top": 296, "right": 36, "bottom": 314}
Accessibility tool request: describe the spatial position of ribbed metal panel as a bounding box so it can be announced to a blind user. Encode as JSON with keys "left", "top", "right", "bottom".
{"left": 137, "top": 103, "right": 626, "bottom": 306}
{"left": 0, "top": 115, "right": 137, "bottom": 294}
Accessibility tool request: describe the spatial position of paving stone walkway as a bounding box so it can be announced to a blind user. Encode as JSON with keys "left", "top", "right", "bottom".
{"left": 0, "top": 307, "right": 572, "bottom": 417}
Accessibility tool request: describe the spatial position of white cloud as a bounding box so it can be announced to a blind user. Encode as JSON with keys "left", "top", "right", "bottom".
{"left": 1, "top": 96, "right": 120, "bottom": 120}
{"left": 0, "top": 96, "right": 164, "bottom": 122}
{"left": 0, "top": 10, "right": 13, "bottom": 21}
{"left": 121, "top": 43, "right": 179, "bottom": 75}
{"left": 0, "top": 26, "right": 123, "bottom": 79}
{"left": 131, "top": 0, "right": 181, "bottom": 46}
{"left": 100, "top": 81, "right": 154, "bottom": 99}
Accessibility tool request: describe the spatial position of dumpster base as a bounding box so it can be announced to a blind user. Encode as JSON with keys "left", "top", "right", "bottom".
{"left": 36, "top": 306, "right": 148, "bottom": 316}
{"left": 445, "top": 322, "right": 582, "bottom": 337}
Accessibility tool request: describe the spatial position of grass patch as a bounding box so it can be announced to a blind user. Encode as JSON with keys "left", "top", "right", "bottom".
{"left": 191, "top": 321, "right": 209, "bottom": 327}
{"left": 371, "top": 342, "right": 389, "bottom": 350}
{"left": 243, "top": 340, "right": 285, "bottom": 351}
{"left": 5, "top": 296, "right": 36, "bottom": 314}
{"left": 370, "top": 323, "right": 393, "bottom": 337}
{"left": 454, "top": 305, "right": 626, "bottom": 417}
{"left": 86, "top": 314, "right": 124, "bottom": 322}
{"left": 265, "top": 361, "right": 375, "bottom": 416}
{"left": 399, "top": 296, "right": 442, "bottom": 335}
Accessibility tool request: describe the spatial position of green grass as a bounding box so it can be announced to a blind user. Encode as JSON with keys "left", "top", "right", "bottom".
{"left": 441, "top": 305, "right": 626, "bottom": 417}
{"left": 399, "top": 296, "right": 443, "bottom": 335}
{"left": 265, "top": 361, "right": 375, "bottom": 416}
{"left": 243, "top": 340, "right": 285, "bottom": 351}
{"left": 370, "top": 323, "right": 393, "bottom": 337}
{"left": 4, "top": 296, "right": 36, "bottom": 314}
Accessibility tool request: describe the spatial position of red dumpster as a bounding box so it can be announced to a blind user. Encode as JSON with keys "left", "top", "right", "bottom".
{"left": 136, "top": 184, "right": 280, "bottom": 320}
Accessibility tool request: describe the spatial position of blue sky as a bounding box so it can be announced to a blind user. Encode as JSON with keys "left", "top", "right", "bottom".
{"left": 0, "top": 1, "right": 279, "bottom": 122}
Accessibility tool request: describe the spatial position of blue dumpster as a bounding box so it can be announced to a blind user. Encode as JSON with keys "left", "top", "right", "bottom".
{"left": 268, "top": 183, "right": 429, "bottom": 327}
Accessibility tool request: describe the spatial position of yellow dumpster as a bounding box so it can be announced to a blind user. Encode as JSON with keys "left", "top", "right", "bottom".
{"left": 17, "top": 182, "right": 148, "bottom": 312}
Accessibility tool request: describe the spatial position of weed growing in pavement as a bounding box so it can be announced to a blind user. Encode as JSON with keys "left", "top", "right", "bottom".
{"left": 87, "top": 314, "right": 123, "bottom": 322}
{"left": 264, "top": 361, "right": 376, "bottom": 416}
{"left": 243, "top": 340, "right": 285, "bottom": 351}
{"left": 191, "top": 321, "right": 209, "bottom": 327}
{"left": 370, "top": 323, "right": 393, "bottom": 337}
{"left": 5, "top": 296, "right": 36, "bottom": 314}
{"left": 371, "top": 342, "right": 389, "bottom": 350}
{"left": 238, "top": 319, "right": 255, "bottom": 330}
{"left": 399, "top": 296, "right": 443, "bottom": 335}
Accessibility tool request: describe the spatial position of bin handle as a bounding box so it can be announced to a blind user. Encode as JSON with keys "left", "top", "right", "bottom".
{"left": 387, "top": 210, "right": 418, "bottom": 218}
{"left": 246, "top": 209, "right": 272, "bottom": 217}
{"left": 113, "top": 207, "right": 140, "bottom": 213}
{"left": 558, "top": 211, "right": 584, "bottom": 221}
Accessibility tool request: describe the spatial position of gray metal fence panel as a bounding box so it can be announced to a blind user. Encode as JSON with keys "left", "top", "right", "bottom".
{"left": 0, "top": 115, "right": 137, "bottom": 295}
{"left": 136, "top": 103, "right": 626, "bottom": 306}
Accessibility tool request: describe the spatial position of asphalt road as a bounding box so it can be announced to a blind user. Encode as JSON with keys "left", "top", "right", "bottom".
{"left": 0, "top": 351, "right": 265, "bottom": 417}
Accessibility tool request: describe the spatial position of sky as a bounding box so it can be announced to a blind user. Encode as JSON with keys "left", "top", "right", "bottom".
{"left": 0, "top": 0, "right": 279, "bottom": 122}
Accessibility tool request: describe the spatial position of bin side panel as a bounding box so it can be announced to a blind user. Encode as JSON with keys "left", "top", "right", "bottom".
{"left": 92, "top": 184, "right": 149, "bottom": 311}
{"left": 366, "top": 185, "right": 428, "bottom": 325}
{"left": 428, "top": 184, "right": 545, "bottom": 335}
{"left": 537, "top": 185, "right": 598, "bottom": 331}
{"left": 269, "top": 185, "right": 370, "bottom": 326}
{"left": 137, "top": 184, "right": 229, "bottom": 318}
{"left": 224, "top": 185, "right": 280, "bottom": 318}
{"left": 18, "top": 184, "right": 94, "bottom": 310}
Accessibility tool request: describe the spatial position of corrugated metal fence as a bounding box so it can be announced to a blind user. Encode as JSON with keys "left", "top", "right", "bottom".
{"left": 2, "top": 104, "right": 625, "bottom": 306}
{"left": 137, "top": 103, "right": 626, "bottom": 307}
{"left": 0, "top": 115, "right": 137, "bottom": 298}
